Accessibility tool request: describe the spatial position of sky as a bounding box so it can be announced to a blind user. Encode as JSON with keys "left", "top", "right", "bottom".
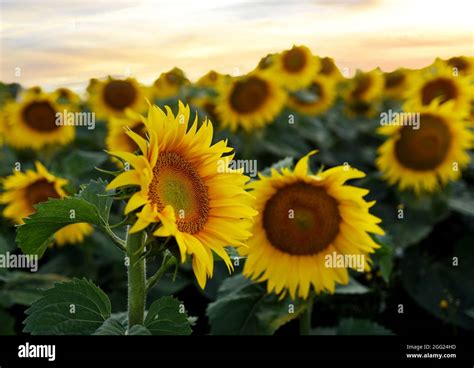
{"left": 0, "top": 0, "right": 473, "bottom": 91}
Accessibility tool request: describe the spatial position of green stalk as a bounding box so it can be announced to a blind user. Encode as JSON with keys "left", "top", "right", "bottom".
{"left": 299, "top": 299, "right": 313, "bottom": 335}
{"left": 127, "top": 229, "right": 146, "bottom": 328}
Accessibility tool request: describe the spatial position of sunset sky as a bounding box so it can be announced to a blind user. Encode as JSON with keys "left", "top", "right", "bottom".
{"left": 1, "top": 0, "right": 473, "bottom": 91}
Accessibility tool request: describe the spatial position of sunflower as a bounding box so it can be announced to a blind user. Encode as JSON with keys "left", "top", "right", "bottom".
{"left": 436, "top": 56, "right": 474, "bottom": 78}
{"left": 241, "top": 151, "right": 383, "bottom": 299}
{"left": 407, "top": 64, "right": 472, "bottom": 115}
{"left": 0, "top": 161, "right": 93, "bottom": 246}
{"left": 190, "top": 95, "right": 219, "bottom": 124}
{"left": 317, "top": 56, "right": 343, "bottom": 81}
{"left": 52, "top": 87, "right": 81, "bottom": 110}
{"left": 106, "top": 101, "right": 257, "bottom": 288}
{"left": 343, "top": 69, "right": 384, "bottom": 118}
{"left": 256, "top": 53, "right": 277, "bottom": 70}
{"left": 89, "top": 77, "right": 148, "bottom": 120}
{"left": 269, "top": 46, "right": 319, "bottom": 91}
{"left": 3, "top": 93, "right": 75, "bottom": 150}
{"left": 106, "top": 111, "right": 147, "bottom": 156}
{"left": 150, "top": 68, "right": 189, "bottom": 100}
{"left": 20, "top": 86, "right": 43, "bottom": 99}
{"left": 376, "top": 102, "right": 473, "bottom": 193}
{"left": 287, "top": 75, "right": 336, "bottom": 116}
{"left": 195, "top": 70, "right": 228, "bottom": 89}
{"left": 383, "top": 68, "right": 415, "bottom": 100}
{"left": 215, "top": 70, "right": 287, "bottom": 132}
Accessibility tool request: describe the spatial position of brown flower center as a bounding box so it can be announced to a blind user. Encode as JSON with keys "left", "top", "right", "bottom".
{"left": 385, "top": 72, "right": 405, "bottom": 89}
{"left": 22, "top": 101, "right": 58, "bottom": 132}
{"left": 447, "top": 57, "right": 469, "bottom": 73}
{"left": 103, "top": 80, "right": 137, "bottom": 111}
{"left": 282, "top": 47, "right": 307, "bottom": 73}
{"left": 26, "top": 179, "right": 61, "bottom": 212}
{"left": 262, "top": 182, "right": 341, "bottom": 255}
{"left": 421, "top": 77, "right": 458, "bottom": 106}
{"left": 229, "top": 76, "right": 269, "bottom": 114}
{"left": 148, "top": 152, "right": 209, "bottom": 234}
{"left": 351, "top": 75, "right": 372, "bottom": 100}
{"left": 395, "top": 113, "right": 451, "bottom": 171}
{"left": 320, "top": 57, "right": 336, "bottom": 76}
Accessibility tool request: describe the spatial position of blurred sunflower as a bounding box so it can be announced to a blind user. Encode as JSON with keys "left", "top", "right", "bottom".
{"left": 437, "top": 56, "right": 474, "bottom": 78}
{"left": 270, "top": 45, "right": 319, "bottom": 91}
{"left": 89, "top": 77, "right": 147, "bottom": 120}
{"left": 407, "top": 65, "right": 472, "bottom": 114}
{"left": 383, "top": 68, "right": 415, "bottom": 100}
{"left": 195, "top": 70, "right": 228, "bottom": 89}
{"left": 190, "top": 95, "right": 219, "bottom": 124}
{"left": 150, "top": 67, "right": 189, "bottom": 100}
{"left": 20, "top": 86, "right": 43, "bottom": 99}
{"left": 106, "top": 111, "right": 147, "bottom": 155}
{"left": 106, "top": 102, "right": 257, "bottom": 288}
{"left": 287, "top": 75, "right": 336, "bottom": 116}
{"left": 3, "top": 93, "right": 75, "bottom": 150}
{"left": 317, "top": 56, "right": 343, "bottom": 81}
{"left": 0, "top": 161, "right": 93, "bottom": 246}
{"left": 215, "top": 71, "right": 287, "bottom": 132}
{"left": 52, "top": 87, "right": 81, "bottom": 110}
{"left": 241, "top": 151, "right": 383, "bottom": 299}
{"left": 376, "top": 102, "right": 473, "bottom": 193}
{"left": 257, "top": 53, "right": 277, "bottom": 70}
{"left": 343, "top": 69, "right": 384, "bottom": 118}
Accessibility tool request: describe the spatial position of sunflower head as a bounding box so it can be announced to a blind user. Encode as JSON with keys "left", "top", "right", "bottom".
{"left": 342, "top": 69, "right": 384, "bottom": 118}
{"left": 0, "top": 161, "right": 92, "bottom": 245}
{"left": 376, "top": 102, "right": 473, "bottom": 193}
{"left": 52, "top": 87, "right": 81, "bottom": 110}
{"left": 107, "top": 111, "right": 148, "bottom": 158}
{"left": 287, "top": 75, "right": 336, "bottom": 116}
{"left": 317, "top": 56, "right": 343, "bottom": 80}
{"left": 383, "top": 68, "right": 415, "bottom": 100}
{"left": 242, "top": 151, "right": 383, "bottom": 299}
{"left": 434, "top": 56, "right": 474, "bottom": 78}
{"left": 270, "top": 45, "right": 319, "bottom": 91}
{"left": 89, "top": 77, "right": 148, "bottom": 120}
{"left": 407, "top": 64, "right": 472, "bottom": 116}
{"left": 151, "top": 68, "right": 189, "bottom": 100}
{"left": 3, "top": 93, "right": 75, "bottom": 150}
{"left": 215, "top": 70, "right": 287, "bottom": 132}
{"left": 106, "top": 101, "right": 257, "bottom": 288}
{"left": 195, "top": 70, "right": 228, "bottom": 88}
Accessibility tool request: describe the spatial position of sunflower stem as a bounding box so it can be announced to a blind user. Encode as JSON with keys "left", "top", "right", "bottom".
{"left": 146, "top": 252, "right": 177, "bottom": 292}
{"left": 127, "top": 228, "right": 146, "bottom": 328}
{"left": 299, "top": 298, "right": 313, "bottom": 335}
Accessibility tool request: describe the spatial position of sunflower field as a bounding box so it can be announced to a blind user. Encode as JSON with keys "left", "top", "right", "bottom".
{"left": 0, "top": 47, "right": 473, "bottom": 337}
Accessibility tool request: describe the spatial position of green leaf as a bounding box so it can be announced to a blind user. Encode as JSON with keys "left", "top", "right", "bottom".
{"left": 23, "top": 278, "right": 111, "bottom": 335}
{"left": 207, "top": 274, "right": 311, "bottom": 335}
{"left": 0, "top": 308, "right": 15, "bottom": 335}
{"left": 335, "top": 278, "right": 370, "bottom": 294}
{"left": 62, "top": 150, "right": 108, "bottom": 177}
{"left": 0, "top": 272, "right": 69, "bottom": 307}
{"left": 373, "top": 237, "right": 394, "bottom": 283}
{"left": 447, "top": 181, "right": 474, "bottom": 216}
{"left": 16, "top": 180, "right": 114, "bottom": 258}
{"left": 77, "top": 179, "right": 114, "bottom": 223}
{"left": 94, "top": 315, "right": 151, "bottom": 335}
{"left": 144, "top": 296, "right": 192, "bottom": 335}
{"left": 16, "top": 197, "right": 100, "bottom": 257}
{"left": 337, "top": 318, "right": 394, "bottom": 335}
{"left": 401, "top": 234, "right": 474, "bottom": 330}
